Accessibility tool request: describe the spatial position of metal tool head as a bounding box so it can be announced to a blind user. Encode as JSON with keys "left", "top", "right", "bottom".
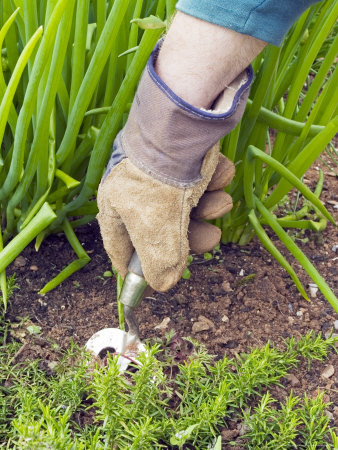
{"left": 86, "top": 252, "right": 148, "bottom": 371}
{"left": 85, "top": 328, "right": 146, "bottom": 372}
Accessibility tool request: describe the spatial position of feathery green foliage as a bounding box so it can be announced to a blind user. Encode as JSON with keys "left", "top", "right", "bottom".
{"left": 0, "top": 327, "right": 337, "bottom": 448}
{"left": 243, "top": 390, "right": 333, "bottom": 449}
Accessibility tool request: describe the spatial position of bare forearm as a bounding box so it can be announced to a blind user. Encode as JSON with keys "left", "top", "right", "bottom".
{"left": 155, "top": 11, "right": 266, "bottom": 109}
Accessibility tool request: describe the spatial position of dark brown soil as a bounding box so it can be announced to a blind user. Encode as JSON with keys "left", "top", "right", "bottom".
{"left": 5, "top": 156, "right": 338, "bottom": 431}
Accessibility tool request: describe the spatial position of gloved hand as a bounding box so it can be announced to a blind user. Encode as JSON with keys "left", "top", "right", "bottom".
{"left": 97, "top": 43, "right": 253, "bottom": 292}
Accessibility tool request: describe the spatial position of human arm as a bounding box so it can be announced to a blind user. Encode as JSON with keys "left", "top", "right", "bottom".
{"left": 97, "top": 2, "right": 319, "bottom": 291}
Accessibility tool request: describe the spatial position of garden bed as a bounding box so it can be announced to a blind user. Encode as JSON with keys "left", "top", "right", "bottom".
{"left": 5, "top": 156, "right": 338, "bottom": 443}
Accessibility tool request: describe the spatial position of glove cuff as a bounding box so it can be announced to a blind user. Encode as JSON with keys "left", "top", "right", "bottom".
{"left": 120, "top": 41, "right": 253, "bottom": 188}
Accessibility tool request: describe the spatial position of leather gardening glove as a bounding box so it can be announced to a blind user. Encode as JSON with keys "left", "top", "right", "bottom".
{"left": 97, "top": 43, "right": 253, "bottom": 292}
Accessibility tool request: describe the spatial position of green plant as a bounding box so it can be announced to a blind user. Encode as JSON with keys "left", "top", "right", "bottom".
{"left": 0, "top": 273, "right": 18, "bottom": 310}
{"left": 0, "top": 331, "right": 336, "bottom": 448}
{"left": 0, "top": 0, "right": 171, "bottom": 307}
{"left": 181, "top": 254, "right": 194, "bottom": 279}
{"left": 242, "top": 391, "right": 301, "bottom": 449}
{"left": 329, "top": 430, "right": 338, "bottom": 449}
{"left": 297, "top": 391, "right": 333, "bottom": 448}
{"left": 0, "top": 0, "right": 337, "bottom": 312}
{"left": 220, "top": 0, "right": 338, "bottom": 310}
{"left": 242, "top": 390, "right": 334, "bottom": 449}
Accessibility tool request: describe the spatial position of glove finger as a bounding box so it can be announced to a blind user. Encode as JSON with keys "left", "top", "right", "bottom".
{"left": 191, "top": 190, "right": 233, "bottom": 220}
{"left": 207, "top": 153, "right": 235, "bottom": 191}
{"left": 188, "top": 219, "right": 221, "bottom": 254}
{"left": 97, "top": 182, "right": 134, "bottom": 279}
{"left": 97, "top": 210, "right": 134, "bottom": 279}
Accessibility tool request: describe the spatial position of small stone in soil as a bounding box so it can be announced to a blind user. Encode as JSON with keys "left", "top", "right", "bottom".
{"left": 286, "top": 374, "right": 300, "bottom": 386}
{"left": 321, "top": 364, "right": 335, "bottom": 379}
{"left": 221, "top": 280, "right": 232, "bottom": 292}
{"left": 192, "top": 315, "right": 215, "bottom": 333}
{"left": 221, "top": 315, "right": 229, "bottom": 323}
{"left": 30, "top": 265, "right": 38, "bottom": 271}
{"left": 154, "top": 317, "right": 170, "bottom": 330}
{"left": 14, "top": 256, "right": 27, "bottom": 267}
{"left": 308, "top": 283, "right": 318, "bottom": 298}
{"left": 221, "top": 429, "right": 239, "bottom": 441}
{"left": 334, "top": 320, "right": 338, "bottom": 330}
{"left": 333, "top": 406, "right": 338, "bottom": 419}
{"left": 192, "top": 321, "right": 210, "bottom": 333}
{"left": 324, "top": 331, "right": 338, "bottom": 339}
{"left": 174, "top": 294, "right": 188, "bottom": 305}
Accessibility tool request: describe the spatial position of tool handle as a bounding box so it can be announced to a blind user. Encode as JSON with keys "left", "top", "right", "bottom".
{"left": 128, "top": 251, "right": 144, "bottom": 277}
{"left": 119, "top": 251, "right": 147, "bottom": 309}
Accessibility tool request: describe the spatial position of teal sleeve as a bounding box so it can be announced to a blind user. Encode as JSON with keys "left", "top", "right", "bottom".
{"left": 176, "top": 0, "right": 320, "bottom": 46}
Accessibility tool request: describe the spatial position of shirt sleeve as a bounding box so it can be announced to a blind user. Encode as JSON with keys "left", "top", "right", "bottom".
{"left": 175, "top": 0, "right": 321, "bottom": 46}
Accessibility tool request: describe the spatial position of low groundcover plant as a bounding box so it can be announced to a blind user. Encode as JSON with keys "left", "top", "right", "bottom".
{"left": 0, "top": 325, "right": 337, "bottom": 448}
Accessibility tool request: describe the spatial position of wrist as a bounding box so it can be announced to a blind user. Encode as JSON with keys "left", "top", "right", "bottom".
{"left": 119, "top": 41, "right": 253, "bottom": 187}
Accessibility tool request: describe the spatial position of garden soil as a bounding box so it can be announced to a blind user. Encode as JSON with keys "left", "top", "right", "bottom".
{"left": 5, "top": 155, "right": 338, "bottom": 442}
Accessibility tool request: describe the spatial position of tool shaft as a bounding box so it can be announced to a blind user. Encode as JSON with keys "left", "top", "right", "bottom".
{"left": 119, "top": 251, "right": 147, "bottom": 338}
{"left": 123, "top": 304, "right": 140, "bottom": 337}
{"left": 128, "top": 251, "right": 144, "bottom": 277}
{"left": 119, "top": 252, "right": 147, "bottom": 309}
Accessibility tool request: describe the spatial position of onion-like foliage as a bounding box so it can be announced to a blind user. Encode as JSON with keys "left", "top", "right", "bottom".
{"left": 0, "top": 0, "right": 167, "bottom": 307}
{"left": 0, "top": 0, "right": 337, "bottom": 311}
{"left": 219, "top": 0, "right": 338, "bottom": 311}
